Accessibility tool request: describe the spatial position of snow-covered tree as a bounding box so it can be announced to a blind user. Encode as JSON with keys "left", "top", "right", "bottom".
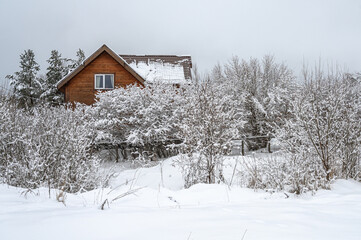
{"left": 337, "top": 73, "right": 361, "bottom": 179}
{"left": 40, "top": 50, "right": 66, "bottom": 104}
{"left": 277, "top": 67, "right": 361, "bottom": 186}
{"left": 66, "top": 48, "right": 86, "bottom": 73}
{"left": 176, "top": 78, "right": 241, "bottom": 187}
{"left": 6, "top": 49, "right": 42, "bottom": 108}
{"left": 217, "top": 55, "right": 295, "bottom": 149}
{"left": 74, "top": 49, "right": 85, "bottom": 66}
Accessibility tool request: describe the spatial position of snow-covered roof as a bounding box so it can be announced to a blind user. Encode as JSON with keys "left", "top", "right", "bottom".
{"left": 120, "top": 55, "right": 192, "bottom": 84}
{"left": 56, "top": 44, "right": 193, "bottom": 90}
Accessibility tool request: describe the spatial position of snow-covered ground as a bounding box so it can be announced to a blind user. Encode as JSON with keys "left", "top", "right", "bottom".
{"left": 1, "top": 156, "right": 361, "bottom": 240}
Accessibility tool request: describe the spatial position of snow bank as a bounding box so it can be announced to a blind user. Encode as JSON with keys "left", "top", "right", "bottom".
{"left": 1, "top": 157, "right": 361, "bottom": 240}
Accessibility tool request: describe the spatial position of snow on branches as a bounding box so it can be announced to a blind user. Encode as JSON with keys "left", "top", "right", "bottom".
{"left": 175, "top": 79, "right": 241, "bottom": 186}
{"left": 277, "top": 67, "right": 361, "bottom": 188}
{"left": 0, "top": 99, "right": 102, "bottom": 193}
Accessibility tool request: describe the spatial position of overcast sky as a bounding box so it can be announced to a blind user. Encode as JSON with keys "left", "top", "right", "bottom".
{"left": 0, "top": 0, "right": 360, "bottom": 86}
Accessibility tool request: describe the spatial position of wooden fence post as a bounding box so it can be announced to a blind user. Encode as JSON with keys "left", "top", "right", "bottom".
{"left": 241, "top": 140, "right": 245, "bottom": 156}
{"left": 115, "top": 145, "right": 119, "bottom": 163}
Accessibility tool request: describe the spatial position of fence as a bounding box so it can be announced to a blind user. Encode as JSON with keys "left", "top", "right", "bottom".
{"left": 231, "top": 135, "right": 272, "bottom": 156}
{"left": 96, "top": 135, "right": 273, "bottom": 161}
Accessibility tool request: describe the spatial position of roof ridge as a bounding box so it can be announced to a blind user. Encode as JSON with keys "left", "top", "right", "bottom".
{"left": 119, "top": 54, "right": 191, "bottom": 58}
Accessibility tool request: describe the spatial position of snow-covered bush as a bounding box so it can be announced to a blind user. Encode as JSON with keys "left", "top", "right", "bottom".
{"left": 276, "top": 68, "right": 361, "bottom": 188}
{"left": 94, "top": 78, "right": 242, "bottom": 187}
{"left": 230, "top": 68, "right": 359, "bottom": 194}
{"left": 213, "top": 55, "right": 295, "bottom": 149}
{"left": 175, "top": 79, "right": 241, "bottom": 187}
{"left": 0, "top": 98, "right": 102, "bottom": 193}
{"left": 338, "top": 73, "right": 361, "bottom": 180}
{"left": 92, "top": 82, "right": 184, "bottom": 161}
{"left": 238, "top": 154, "right": 329, "bottom": 194}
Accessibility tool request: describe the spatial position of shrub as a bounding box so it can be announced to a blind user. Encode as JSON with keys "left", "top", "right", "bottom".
{"left": 0, "top": 98, "right": 102, "bottom": 193}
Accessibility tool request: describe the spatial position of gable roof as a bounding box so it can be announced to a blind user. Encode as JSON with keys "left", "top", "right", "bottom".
{"left": 120, "top": 55, "right": 192, "bottom": 84}
{"left": 56, "top": 44, "right": 145, "bottom": 90}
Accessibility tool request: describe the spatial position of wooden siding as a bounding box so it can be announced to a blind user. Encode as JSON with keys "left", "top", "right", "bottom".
{"left": 61, "top": 51, "right": 143, "bottom": 105}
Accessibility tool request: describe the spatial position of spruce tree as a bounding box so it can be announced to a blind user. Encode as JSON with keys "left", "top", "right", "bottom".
{"left": 75, "top": 48, "right": 85, "bottom": 67}
{"left": 6, "top": 49, "right": 41, "bottom": 108}
{"left": 41, "top": 50, "right": 66, "bottom": 104}
{"left": 66, "top": 48, "right": 85, "bottom": 73}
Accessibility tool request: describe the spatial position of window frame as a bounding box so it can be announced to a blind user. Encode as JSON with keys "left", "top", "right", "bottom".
{"left": 94, "top": 74, "right": 114, "bottom": 90}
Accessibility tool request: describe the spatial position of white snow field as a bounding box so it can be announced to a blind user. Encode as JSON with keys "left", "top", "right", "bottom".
{"left": 1, "top": 156, "right": 361, "bottom": 240}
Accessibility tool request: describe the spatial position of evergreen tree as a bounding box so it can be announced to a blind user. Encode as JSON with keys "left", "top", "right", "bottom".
{"left": 75, "top": 48, "right": 85, "bottom": 66}
{"left": 6, "top": 49, "right": 41, "bottom": 108}
{"left": 41, "top": 50, "right": 66, "bottom": 104}
{"left": 66, "top": 48, "right": 85, "bottom": 73}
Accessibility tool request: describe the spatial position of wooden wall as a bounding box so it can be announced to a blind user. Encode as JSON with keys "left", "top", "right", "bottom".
{"left": 62, "top": 51, "right": 142, "bottom": 105}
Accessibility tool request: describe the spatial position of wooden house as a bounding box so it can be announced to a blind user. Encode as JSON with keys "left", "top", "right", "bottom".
{"left": 56, "top": 44, "right": 192, "bottom": 105}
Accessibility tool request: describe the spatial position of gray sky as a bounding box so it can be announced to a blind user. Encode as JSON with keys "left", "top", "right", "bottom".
{"left": 1, "top": 0, "right": 361, "bottom": 87}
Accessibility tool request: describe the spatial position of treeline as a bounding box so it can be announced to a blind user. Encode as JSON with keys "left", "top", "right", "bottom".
{"left": 0, "top": 53, "right": 360, "bottom": 194}
{"left": 5, "top": 49, "right": 85, "bottom": 107}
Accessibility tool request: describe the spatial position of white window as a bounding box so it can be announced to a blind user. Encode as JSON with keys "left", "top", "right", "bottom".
{"left": 95, "top": 74, "right": 114, "bottom": 89}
